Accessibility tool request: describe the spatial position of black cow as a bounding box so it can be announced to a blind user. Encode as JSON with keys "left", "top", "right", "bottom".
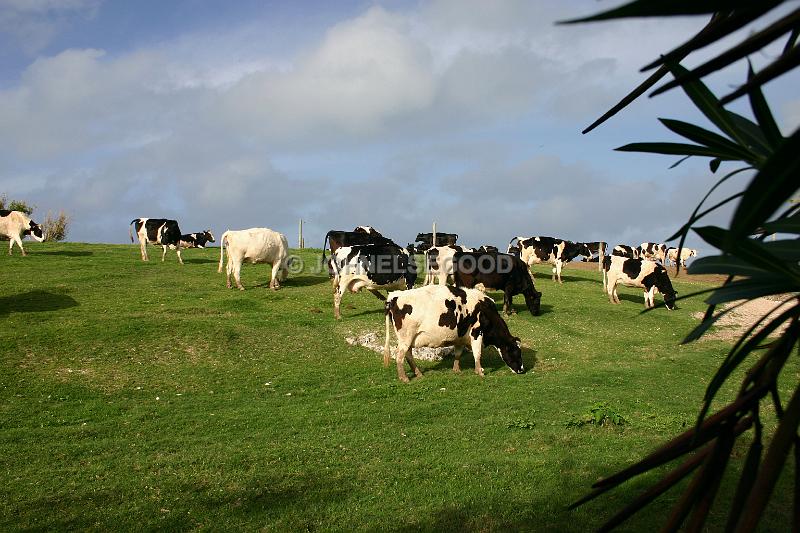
{"left": 507, "top": 236, "right": 591, "bottom": 283}
{"left": 414, "top": 232, "right": 458, "bottom": 252}
{"left": 477, "top": 245, "right": 499, "bottom": 253}
{"left": 129, "top": 218, "right": 184, "bottom": 264}
{"left": 353, "top": 226, "right": 383, "bottom": 237}
{"left": 330, "top": 243, "right": 418, "bottom": 319}
{"left": 452, "top": 250, "right": 542, "bottom": 316}
{"left": 180, "top": 230, "right": 215, "bottom": 249}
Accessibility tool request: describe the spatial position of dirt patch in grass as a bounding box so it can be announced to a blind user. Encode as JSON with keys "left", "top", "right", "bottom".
{"left": 345, "top": 331, "right": 453, "bottom": 361}
{"left": 691, "top": 296, "right": 795, "bottom": 341}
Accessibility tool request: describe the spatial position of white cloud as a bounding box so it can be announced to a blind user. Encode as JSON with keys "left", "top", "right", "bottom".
{"left": 0, "top": 0, "right": 101, "bottom": 54}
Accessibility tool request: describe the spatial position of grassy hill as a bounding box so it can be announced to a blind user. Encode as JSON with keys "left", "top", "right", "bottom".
{"left": 0, "top": 242, "right": 793, "bottom": 531}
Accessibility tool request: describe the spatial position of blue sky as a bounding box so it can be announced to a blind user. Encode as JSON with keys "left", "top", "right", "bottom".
{"left": 1, "top": 0, "right": 798, "bottom": 249}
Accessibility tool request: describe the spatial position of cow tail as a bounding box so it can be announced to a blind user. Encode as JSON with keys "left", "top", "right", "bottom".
{"left": 129, "top": 219, "right": 138, "bottom": 243}
{"left": 218, "top": 231, "right": 228, "bottom": 273}
{"left": 321, "top": 230, "right": 332, "bottom": 262}
{"left": 383, "top": 301, "right": 393, "bottom": 367}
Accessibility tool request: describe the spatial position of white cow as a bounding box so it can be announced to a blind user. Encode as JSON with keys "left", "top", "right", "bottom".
{"left": 666, "top": 247, "right": 698, "bottom": 268}
{"left": 1, "top": 210, "right": 44, "bottom": 255}
{"left": 383, "top": 285, "right": 524, "bottom": 382}
{"left": 217, "top": 228, "right": 290, "bottom": 290}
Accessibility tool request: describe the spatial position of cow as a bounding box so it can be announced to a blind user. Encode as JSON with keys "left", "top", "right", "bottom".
{"left": 602, "top": 255, "right": 677, "bottom": 310}
{"left": 383, "top": 285, "right": 524, "bottom": 382}
{"left": 414, "top": 232, "right": 458, "bottom": 253}
{"left": 507, "top": 236, "right": 591, "bottom": 284}
{"left": 330, "top": 243, "right": 417, "bottom": 319}
{"left": 581, "top": 241, "right": 607, "bottom": 271}
{"left": 321, "top": 230, "right": 396, "bottom": 267}
{"left": 452, "top": 250, "right": 542, "bottom": 316}
{"left": 666, "top": 247, "right": 698, "bottom": 268}
{"left": 0, "top": 210, "right": 44, "bottom": 256}
{"left": 477, "top": 245, "right": 499, "bottom": 253}
{"left": 180, "top": 230, "right": 215, "bottom": 249}
{"left": 129, "top": 218, "right": 184, "bottom": 264}
{"left": 423, "top": 244, "right": 475, "bottom": 286}
{"left": 639, "top": 242, "right": 667, "bottom": 262}
{"left": 353, "top": 226, "right": 383, "bottom": 237}
{"left": 217, "top": 228, "right": 290, "bottom": 290}
{"left": 611, "top": 244, "right": 640, "bottom": 259}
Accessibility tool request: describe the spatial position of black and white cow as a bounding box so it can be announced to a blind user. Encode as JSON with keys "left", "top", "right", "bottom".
{"left": 477, "top": 245, "right": 499, "bottom": 253}
{"left": 330, "top": 244, "right": 417, "bottom": 319}
{"left": 452, "top": 250, "right": 542, "bottom": 316}
{"left": 638, "top": 242, "right": 667, "bottom": 262}
{"left": 414, "top": 232, "right": 458, "bottom": 253}
{"left": 424, "top": 244, "right": 475, "bottom": 286}
{"left": 217, "top": 228, "right": 290, "bottom": 290}
{"left": 507, "top": 236, "right": 591, "bottom": 284}
{"left": 321, "top": 230, "right": 396, "bottom": 268}
{"left": 666, "top": 247, "right": 698, "bottom": 268}
{"left": 129, "top": 218, "right": 183, "bottom": 264}
{"left": 383, "top": 285, "right": 524, "bottom": 382}
{"left": 353, "top": 226, "right": 383, "bottom": 237}
{"left": 602, "top": 255, "right": 677, "bottom": 310}
{"left": 0, "top": 210, "right": 44, "bottom": 256}
{"left": 180, "top": 230, "right": 215, "bottom": 249}
{"left": 611, "top": 244, "right": 640, "bottom": 259}
{"left": 581, "top": 241, "right": 607, "bottom": 271}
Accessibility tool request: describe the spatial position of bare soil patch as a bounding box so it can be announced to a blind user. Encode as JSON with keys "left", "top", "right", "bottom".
{"left": 691, "top": 296, "right": 795, "bottom": 341}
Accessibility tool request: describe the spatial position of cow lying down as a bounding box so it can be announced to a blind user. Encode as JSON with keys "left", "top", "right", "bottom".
{"left": 383, "top": 285, "right": 524, "bottom": 382}
{"left": 603, "top": 255, "right": 677, "bottom": 310}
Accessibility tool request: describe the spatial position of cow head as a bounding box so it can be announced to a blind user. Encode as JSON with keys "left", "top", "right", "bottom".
{"left": 27, "top": 220, "right": 45, "bottom": 242}
{"left": 655, "top": 269, "right": 677, "bottom": 310}
{"left": 523, "top": 289, "right": 543, "bottom": 316}
{"left": 204, "top": 230, "right": 215, "bottom": 243}
{"left": 479, "top": 300, "right": 525, "bottom": 374}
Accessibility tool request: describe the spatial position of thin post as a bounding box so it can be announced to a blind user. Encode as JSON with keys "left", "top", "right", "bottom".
{"left": 298, "top": 219, "right": 303, "bottom": 249}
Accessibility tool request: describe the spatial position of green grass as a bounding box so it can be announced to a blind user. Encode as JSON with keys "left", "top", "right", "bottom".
{"left": 0, "top": 242, "right": 794, "bottom": 531}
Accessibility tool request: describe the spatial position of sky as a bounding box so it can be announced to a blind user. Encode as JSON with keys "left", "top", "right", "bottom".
{"left": 1, "top": 0, "right": 798, "bottom": 250}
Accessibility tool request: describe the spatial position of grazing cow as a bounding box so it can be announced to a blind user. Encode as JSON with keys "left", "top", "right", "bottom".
{"left": 414, "top": 232, "right": 458, "bottom": 252}
{"left": 666, "top": 247, "right": 698, "bottom": 268}
{"left": 602, "top": 255, "right": 677, "bottom": 310}
{"left": 353, "top": 226, "right": 383, "bottom": 237}
{"left": 639, "top": 242, "right": 667, "bottom": 262}
{"left": 180, "top": 230, "right": 215, "bottom": 249}
{"left": 0, "top": 210, "right": 44, "bottom": 256}
{"left": 581, "top": 241, "right": 607, "bottom": 271}
{"left": 129, "top": 218, "right": 184, "bottom": 264}
{"left": 452, "top": 250, "right": 542, "bottom": 316}
{"left": 321, "top": 230, "right": 396, "bottom": 263}
{"left": 424, "top": 245, "right": 475, "bottom": 286}
{"left": 217, "top": 228, "right": 290, "bottom": 290}
{"left": 330, "top": 244, "right": 417, "bottom": 319}
{"left": 507, "top": 236, "right": 591, "bottom": 284}
{"left": 383, "top": 285, "right": 524, "bottom": 382}
{"left": 611, "top": 244, "right": 640, "bottom": 259}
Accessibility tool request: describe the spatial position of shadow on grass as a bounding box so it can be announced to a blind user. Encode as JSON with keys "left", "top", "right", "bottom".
{"left": 284, "top": 275, "right": 328, "bottom": 287}
{"left": 182, "top": 257, "right": 218, "bottom": 264}
{"left": 430, "top": 346, "right": 536, "bottom": 374}
{"left": 34, "top": 250, "right": 94, "bottom": 257}
{"left": 0, "top": 290, "right": 78, "bottom": 316}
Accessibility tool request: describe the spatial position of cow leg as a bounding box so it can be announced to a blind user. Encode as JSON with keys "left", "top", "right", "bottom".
{"left": 452, "top": 345, "right": 463, "bottom": 373}
{"left": 404, "top": 347, "right": 423, "bottom": 380}
{"left": 225, "top": 260, "right": 233, "bottom": 289}
{"left": 470, "top": 337, "right": 484, "bottom": 377}
{"left": 7, "top": 239, "right": 12, "bottom": 255}
{"left": 503, "top": 291, "right": 515, "bottom": 315}
{"left": 555, "top": 261, "right": 564, "bottom": 284}
{"left": 161, "top": 245, "right": 167, "bottom": 262}
{"left": 140, "top": 240, "right": 148, "bottom": 261}
{"left": 269, "top": 263, "right": 280, "bottom": 290}
{"left": 233, "top": 262, "right": 244, "bottom": 290}
{"left": 334, "top": 284, "right": 344, "bottom": 320}
{"left": 175, "top": 245, "right": 183, "bottom": 265}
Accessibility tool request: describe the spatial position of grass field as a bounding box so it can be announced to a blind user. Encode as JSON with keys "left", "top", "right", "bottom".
{"left": 0, "top": 242, "right": 795, "bottom": 531}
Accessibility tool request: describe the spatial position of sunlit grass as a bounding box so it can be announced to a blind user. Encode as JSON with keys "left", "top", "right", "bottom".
{"left": 0, "top": 242, "right": 793, "bottom": 531}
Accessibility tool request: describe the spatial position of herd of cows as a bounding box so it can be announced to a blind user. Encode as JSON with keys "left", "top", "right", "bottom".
{"left": 2, "top": 211, "right": 699, "bottom": 382}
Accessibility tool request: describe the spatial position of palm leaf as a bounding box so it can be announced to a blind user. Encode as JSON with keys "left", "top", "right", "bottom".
{"left": 558, "top": 1, "right": 761, "bottom": 24}
{"left": 659, "top": 118, "right": 762, "bottom": 162}
{"left": 746, "top": 62, "right": 784, "bottom": 148}
{"left": 721, "top": 45, "right": 800, "bottom": 104}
